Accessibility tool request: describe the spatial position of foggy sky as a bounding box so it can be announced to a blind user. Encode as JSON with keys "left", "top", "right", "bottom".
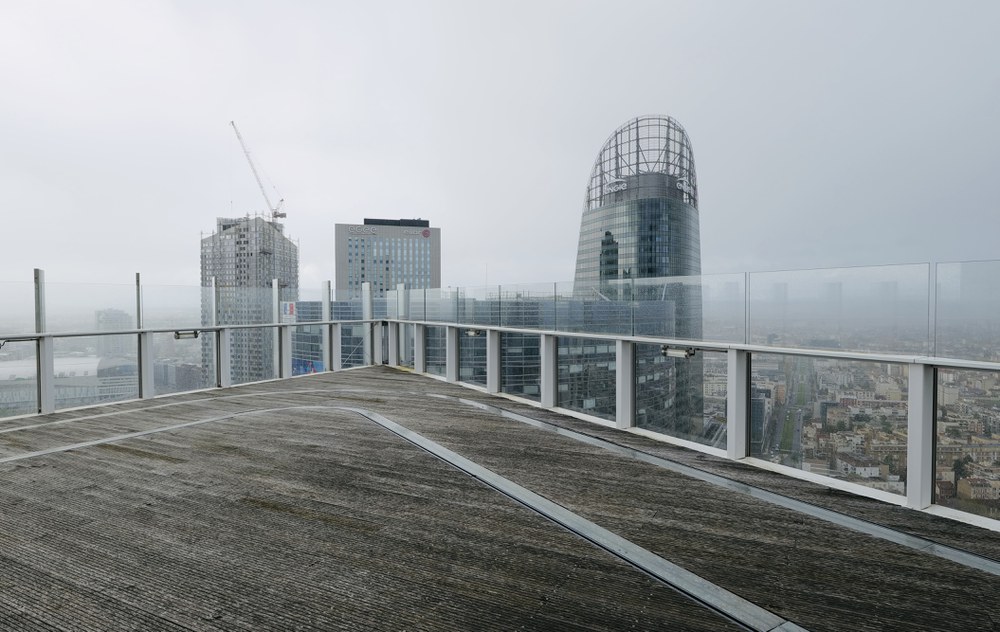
{"left": 1, "top": 0, "right": 998, "bottom": 291}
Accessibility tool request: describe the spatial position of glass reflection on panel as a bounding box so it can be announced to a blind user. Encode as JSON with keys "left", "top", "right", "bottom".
{"left": 750, "top": 353, "right": 906, "bottom": 496}
{"left": 501, "top": 332, "right": 540, "bottom": 401}
{"left": 935, "top": 368, "right": 1000, "bottom": 520}
{"left": 458, "top": 329, "right": 487, "bottom": 386}
{"left": 425, "top": 326, "right": 447, "bottom": 377}
{"left": 635, "top": 345, "right": 726, "bottom": 449}
{"left": 557, "top": 336, "right": 615, "bottom": 422}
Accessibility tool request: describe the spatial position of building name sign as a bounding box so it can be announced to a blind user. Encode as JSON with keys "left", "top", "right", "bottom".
{"left": 606, "top": 181, "right": 627, "bottom": 193}
{"left": 348, "top": 226, "right": 377, "bottom": 234}
{"left": 403, "top": 229, "right": 433, "bottom": 238}
{"left": 676, "top": 179, "right": 694, "bottom": 195}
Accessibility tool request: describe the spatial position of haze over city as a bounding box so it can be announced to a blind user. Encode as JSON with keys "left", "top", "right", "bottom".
{"left": 2, "top": 0, "right": 998, "bottom": 289}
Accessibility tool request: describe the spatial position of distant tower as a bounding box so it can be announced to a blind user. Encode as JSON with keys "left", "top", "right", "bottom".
{"left": 335, "top": 219, "right": 441, "bottom": 298}
{"left": 574, "top": 115, "right": 700, "bottom": 286}
{"left": 573, "top": 115, "right": 703, "bottom": 436}
{"left": 201, "top": 216, "right": 299, "bottom": 383}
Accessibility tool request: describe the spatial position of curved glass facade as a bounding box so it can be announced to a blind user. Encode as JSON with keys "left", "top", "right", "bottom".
{"left": 572, "top": 115, "right": 704, "bottom": 437}
{"left": 574, "top": 115, "right": 701, "bottom": 288}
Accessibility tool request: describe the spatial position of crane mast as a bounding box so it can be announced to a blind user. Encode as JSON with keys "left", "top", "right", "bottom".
{"left": 230, "top": 120, "right": 286, "bottom": 219}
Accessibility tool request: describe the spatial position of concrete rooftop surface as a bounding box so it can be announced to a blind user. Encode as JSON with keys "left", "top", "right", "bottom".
{"left": 0, "top": 366, "right": 997, "bottom": 631}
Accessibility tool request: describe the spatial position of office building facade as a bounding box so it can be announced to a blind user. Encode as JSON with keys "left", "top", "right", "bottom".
{"left": 335, "top": 219, "right": 440, "bottom": 298}
{"left": 201, "top": 216, "right": 299, "bottom": 384}
{"left": 571, "top": 115, "right": 704, "bottom": 437}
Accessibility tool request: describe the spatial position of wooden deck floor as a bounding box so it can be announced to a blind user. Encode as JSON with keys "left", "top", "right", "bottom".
{"left": 0, "top": 366, "right": 996, "bottom": 631}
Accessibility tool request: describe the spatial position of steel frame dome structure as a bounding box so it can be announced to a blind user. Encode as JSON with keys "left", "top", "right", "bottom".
{"left": 584, "top": 115, "right": 698, "bottom": 212}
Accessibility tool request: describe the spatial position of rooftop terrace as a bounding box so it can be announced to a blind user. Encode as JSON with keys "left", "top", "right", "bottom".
{"left": 1, "top": 366, "right": 997, "bottom": 631}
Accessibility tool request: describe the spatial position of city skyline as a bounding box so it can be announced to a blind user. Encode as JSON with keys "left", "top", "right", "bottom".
{"left": 1, "top": 1, "right": 998, "bottom": 289}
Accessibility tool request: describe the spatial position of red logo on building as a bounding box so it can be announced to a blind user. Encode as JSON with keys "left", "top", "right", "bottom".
{"left": 422, "top": 229, "right": 430, "bottom": 238}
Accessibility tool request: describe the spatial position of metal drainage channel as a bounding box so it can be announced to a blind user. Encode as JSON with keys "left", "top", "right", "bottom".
{"left": 431, "top": 394, "right": 1000, "bottom": 578}
{"left": 341, "top": 406, "right": 809, "bottom": 632}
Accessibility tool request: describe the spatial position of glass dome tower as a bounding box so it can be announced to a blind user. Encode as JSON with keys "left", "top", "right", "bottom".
{"left": 574, "top": 115, "right": 700, "bottom": 288}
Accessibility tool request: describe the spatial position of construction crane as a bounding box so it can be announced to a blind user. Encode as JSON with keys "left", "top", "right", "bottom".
{"left": 230, "top": 120, "right": 286, "bottom": 219}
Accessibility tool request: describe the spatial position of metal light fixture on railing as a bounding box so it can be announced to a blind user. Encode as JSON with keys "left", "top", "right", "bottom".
{"left": 174, "top": 330, "right": 200, "bottom": 340}
{"left": 660, "top": 345, "right": 695, "bottom": 359}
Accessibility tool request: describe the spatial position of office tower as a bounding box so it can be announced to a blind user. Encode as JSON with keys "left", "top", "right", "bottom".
{"left": 335, "top": 219, "right": 441, "bottom": 298}
{"left": 572, "top": 115, "right": 704, "bottom": 436}
{"left": 201, "top": 215, "right": 299, "bottom": 384}
{"left": 574, "top": 115, "right": 700, "bottom": 285}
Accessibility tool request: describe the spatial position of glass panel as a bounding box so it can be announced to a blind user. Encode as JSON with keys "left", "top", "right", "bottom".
{"left": 46, "top": 282, "right": 136, "bottom": 333}
{"left": 936, "top": 260, "right": 1000, "bottom": 362}
{"left": 228, "top": 327, "right": 276, "bottom": 385}
{"left": 398, "top": 324, "right": 415, "bottom": 369}
{"left": 557, "top": 336, "right": 615, "bottom": 421}
{"left": 53, "top": 335, "right": 139, "bottom": 409}
{"left": 293, "top": 325, "right": 325, "bottom": 375}
{"left": 635, "top": 345, "right": 726, "bottom": 448}
{"left": 340, "top": 324, "right": 366, "bottom": 369}
{"left": 750, "top": 353, "right": 907, "bottom": 496}
{"left": 215, "top": 287, "right": 274, "bottom": 326}
{"left": 151, "top": 332, "right": 215, "bottom": 395}
{"left": 141, "top": 284, "right": 207, "bottom": 329}
{"left": 748, "top": 264, "right": 929, "bottom": 353}
{"left": 425, "top": 326, "right": 447, "bottom": 377}
{"left": 700, "top": 273, "right": 747, "bottom": 344}
{"left": 0, "top": 281, "right": 37, "bottom": 335}
{"left": 0, "top": 341, "right": 37, "bottom": 417}
{"left": 501, "top": 332, "right": 540, "bottom": 401}
{"left": 457, "top": 286, "right": 499, "bottom": 327}
{"left": 458, "top": 329, "right": 486, "bottom": 386}
{"left": 935, "top": 368, "right": 1000, "bottom": 520}
{"left": 499, "top": 283, "right": 556, "bottom": 331}
{"left": 554, "top": 281, "right": 630, "bottom": 335}
{"left": 424, "top": 288, "right": 457, "bottom": 324}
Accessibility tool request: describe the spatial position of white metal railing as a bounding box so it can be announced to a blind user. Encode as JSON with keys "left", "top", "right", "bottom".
{"left": 3, "top": 269, "right": 1000, "bottom": 531}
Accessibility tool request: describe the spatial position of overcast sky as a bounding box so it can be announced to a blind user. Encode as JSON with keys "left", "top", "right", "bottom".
{"left": 1, "top": 0, "right": 998, "bottom": 291}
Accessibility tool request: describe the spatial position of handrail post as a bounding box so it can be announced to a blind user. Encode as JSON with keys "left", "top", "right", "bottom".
{"left": 445, "top": 326, "right": 459, "bottom": 382}
{"left": 540, "top": 333, "right": 557, "bottom": 408}
{"left": 34, "top": 269, "right": 54, "bottom": 414}
{"left": 216, "top": 328, "right": 232, "bottom": 388}
{"left": 615, "top": 339, "right": 634, "bottom": 429}
{"left": 136, "top": 272, "right": 154, "bottom": 398}
{"left": 278, "top": 324, "right": 292, "bottom": 378}
{"left": 330, "top": 322, "right": 342, "bottom": 371}
{"left": 362, "top": 282, "right": 373, "bottom": 365}
{"left": 272, "top": 279, "right": 280, "bottom": 377}
{"left": 414, "top": 324, "right": 426, "bottom": 373}
{"left": 727, "top": 350, "right": 750, "bottom": 459}
{"left": 907, "top": 362, "right": 935, "bottom": 509}
{"left": 486, "top": 328, "right": 501, "bottom": 393}
{"left": 322, "top": 281, "right": 332, "bottom": 372}
{"left": 388, "top": 319, "right": 399, "bottom": 367}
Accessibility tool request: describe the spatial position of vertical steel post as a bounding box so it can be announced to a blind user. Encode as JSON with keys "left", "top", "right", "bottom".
{"left": 445, "top": 326, "right": 459, "bottom": 382}
{"left": 486, "top": 329, "right": 501, "bottom": 393}
{"left": 362, "top": 282, "right": 373, "bottom": 365}
{"left": 540, "top": 334, "right": 558, "bottom": 408}
{"left": 727, "top": 350, "right": 750, "bottom": 459}
{"left": 413, "top": 324, "right": 426, "bottom": 373}
{"left": 322, "top": 281, "right": 332, "bottom": 372}
{"left": 34, "top": 268, "right": 54, "bottom": 414}
{"left": 272, "top": 279, "right": 280, "bottom": 377}
{"left": 615, "top": 339, "right": 634, "bottom": 429}
{"left": 137, "top": 273, "right": 154, "bottom": 398}
{"left": 907, "top": 362, "right": 935, "bottom": 509}
{"left": 216, "top": 328, "right": 232, "bottom": 388}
